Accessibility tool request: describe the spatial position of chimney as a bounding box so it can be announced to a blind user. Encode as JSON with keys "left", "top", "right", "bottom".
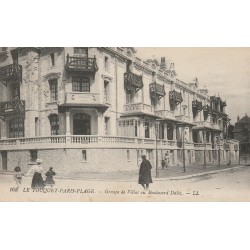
{"left": 160, "top": 57, "right": 167, "bottom": 70}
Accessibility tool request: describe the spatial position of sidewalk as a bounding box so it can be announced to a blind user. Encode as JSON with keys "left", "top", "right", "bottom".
{"left": 1, "top": 164, "right": 246, "bottom": 182}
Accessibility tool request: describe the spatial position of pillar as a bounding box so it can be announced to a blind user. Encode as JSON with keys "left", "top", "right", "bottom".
{"left": 139, "top": 120, "right": 144, "bottom": 138}
{"left": 0, "top": 121, "right": 7, "bottom": 138}
{"left": 65, "top": 111, "right": 71, "bottom": 135}
{"left": 173, "top": 123, "right": 177, "bottom": 140}
{"left": 97, "top": 112, "right": 104, "bottom": 135}
{"left": 189, "top": 127, "right": 193, "bottom": 142}
{"left": 164, "top": 123, "right": 168, "bottom": 140}
{"left": 209, "top": 131, "right": 212, "bottom": 143}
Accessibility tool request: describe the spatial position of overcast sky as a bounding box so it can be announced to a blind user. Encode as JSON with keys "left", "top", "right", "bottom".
{"left": 136, "top": 48, "right": 250, "bottom": 124}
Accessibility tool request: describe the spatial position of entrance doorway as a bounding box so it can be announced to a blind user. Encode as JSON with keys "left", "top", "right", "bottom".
{"left": 1, "top": 151, "right": 7, "bottom": 171}
{"left": 73, "top": 113, "right": 91, "bottom": 135}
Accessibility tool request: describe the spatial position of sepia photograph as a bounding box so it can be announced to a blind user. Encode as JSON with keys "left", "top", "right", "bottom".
{"left": 0, "top": 47, "right": 249, "bottom": 201}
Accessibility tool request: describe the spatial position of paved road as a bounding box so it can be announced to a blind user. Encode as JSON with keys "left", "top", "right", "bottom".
{"left": 0, "top": 166, "right": 250, "bottom": 201}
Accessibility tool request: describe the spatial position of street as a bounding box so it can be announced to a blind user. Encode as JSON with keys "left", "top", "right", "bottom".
{"left": 0, "top": 165, "right": 250, "bottom": 201}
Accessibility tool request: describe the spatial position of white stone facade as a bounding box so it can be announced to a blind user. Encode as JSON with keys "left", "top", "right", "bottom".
{"left": 0, "top": 47, "right": 239, "bottom": 173}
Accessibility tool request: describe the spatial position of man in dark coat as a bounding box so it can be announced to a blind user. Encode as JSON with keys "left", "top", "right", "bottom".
{"left": 138, "top": 155, "right": 153, "bottom": 190}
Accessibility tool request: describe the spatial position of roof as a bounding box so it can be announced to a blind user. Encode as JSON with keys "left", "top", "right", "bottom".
{"left": 236, "top": 115, "right": 250, "bottom": 124}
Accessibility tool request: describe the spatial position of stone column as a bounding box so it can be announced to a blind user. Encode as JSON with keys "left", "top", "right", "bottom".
{"left": 189, "top": 127, "right": 193, "bottom": 142}
{"left": 139, "top": 120, "right": 144, "bottom": 138}
{"left": 65, "top": 111, "right": 71, "bottom": 135}
{"left": 97, "top": 112, "right": 104, "bottom": 136}
{"left": 0, "top": 121, "right": 7, "bottom": 138}
{"left": 164, "top": 123, "right": 168, "bottom": 140}
{"left": 209, "top": 131, "right": 212, "bottom": 143}
{"left": 173, "top": 123, "right": 177, "bottom": 140}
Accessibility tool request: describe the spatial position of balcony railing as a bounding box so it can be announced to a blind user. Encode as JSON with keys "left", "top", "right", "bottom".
{"left": 124, "top": 71, "right": 143, "bottom": 91}
{"left": 0, "top": 135, "right": 178, "bottom": 150}
{"left": 0, "top": 99, "right": 25, "bottom": 117}
{"left": 149, "top": 82, "right": 165, "bottom": 97}
{"left": 123, "top": 103, "right": 155, "bottom": 116}
{"left": 169, "top": 90, "right": 183, "bottom": 105}
{"left": 154, "top": 110, "right": 175, "bottom": 120}
{"left": 203, "top": 104, "right": 211, "bottom": 113}
{"left": 66, "top": 55, "right": 98, "bottom": 74}
{"left": 0, "top": 64, "right": 22, "bottom": 83}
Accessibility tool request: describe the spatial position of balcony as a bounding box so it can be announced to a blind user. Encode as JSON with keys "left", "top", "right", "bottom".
{"left": 66, "top": 55, "right": 98, "bottom": 78}
{"left": 169, "top": 90, "right": 183, "bottom": 105}
{"left": 149, "top": 82, "right": 165, "bottom": 98}
{"left": 58, "top": 92, "right": 109, "bottom": 113}
{"left": 0, "top": 64, "right": 22, "bottom": 84}
{"left": 123, "top": 103, "right": 157, "bottom": 117}
{"left": 211, "top": 123, "right": 221, "bottom": 131}
{"left": 192, "top": 100, "right": 203, "bottom": 112}
{"left": 203, "top": 104, "right": 211, "bottom": 113}
{"left": 124, "top": 71, "right": 143, "bottom": 92}
{"left": 0, "top": 99, "right": 25, "bottom": 117}
{"left": 154, "top": 110, "right": 175, "bottom": 120}
{"left": 175, "top": 115, "right": 192, "bottom": 123}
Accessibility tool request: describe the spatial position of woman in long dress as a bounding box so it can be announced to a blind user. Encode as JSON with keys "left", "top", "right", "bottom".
{"left": 26, "top": 159, "right": 45, "bottom": 189}
{"left": 44, "top": 167, "right": 56, "bottom": 187}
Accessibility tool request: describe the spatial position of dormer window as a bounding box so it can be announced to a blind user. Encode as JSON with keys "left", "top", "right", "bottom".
{"left": 50, "top": 53, "right": 55, "bottom": 66}
{"left": 104, "top": 56, "right": 109, "bottom": 70}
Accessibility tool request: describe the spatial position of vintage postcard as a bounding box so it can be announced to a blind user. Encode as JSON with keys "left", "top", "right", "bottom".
{"left": 0, "top": 47, "right": 249, "bottom": 201}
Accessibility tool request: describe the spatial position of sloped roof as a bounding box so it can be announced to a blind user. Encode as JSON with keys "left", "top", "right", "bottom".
{"left": 236, "top": 115, "right": 250, "bottom": 124}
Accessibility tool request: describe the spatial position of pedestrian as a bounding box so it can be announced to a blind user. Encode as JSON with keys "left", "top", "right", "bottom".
{"left": 26, "top": 159, "right": 45, "bottom": 189}
{"left": 164, "top": 152, "right": 170, "bottom": 168}
{"left": 161, "top": 159, "right": 166, "bottom": 169}
{"left": 138, "top": 155, "right": 153, "bottom": 190}
{"left": 14, "top": 166, "right": 24, "bottom": 187}
{"left": 44, "top": 167, "right": 56, "bottom": 187}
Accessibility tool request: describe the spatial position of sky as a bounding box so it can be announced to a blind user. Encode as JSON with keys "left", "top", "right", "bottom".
{"left": 136, "top": 48, "right": 250, "bottom": 124}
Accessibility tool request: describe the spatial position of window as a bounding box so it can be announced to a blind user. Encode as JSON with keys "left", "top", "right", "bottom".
{"left": 49, "top": 114, "right": 59, "bottom": 135}
{"left": 30, "top": 150, "right": 37, "bottom": 162}
{"left": 104, "top": 56, "right": 109, "bottom": 70}
{"left": 11, "top": 83, "right": 20, "bottom": 99}
{"left": 126, "top": 89, "right": 135, "bottom": 104}
{"left": 49, "top": 79, "right": 58, "bottom": 101}
{"left": 35, "top": 117, "right": 39, "bottom": 137}
{"left": 145, "top": 121, "right": 150, "bottom": 138}
{"left": 72, "top": 77, "right": 90, "bottom": 92}
{"left": 74, "top": 47, "right": 88, "bottom": 57}
{"left": 159, "top": 124, "right": 164, "bottom": 139}
{"left": 50, "top": 53, "right": 55, "bottom": 66}
{"left": 82, "top": 150, "right": 87, "bottom": 161}
{"left": 104, "top": 80, "right": 110, "bottom": 102}
{"left": 9, "top": 117, "right": 24, "bottom": 138}
{"left": 105, "top": 117, "right": 110, "bottom": 135}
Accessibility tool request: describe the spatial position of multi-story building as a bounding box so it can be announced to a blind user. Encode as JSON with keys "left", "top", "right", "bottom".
{"left": 0, "top": 47, "right": 239, "bottom": 175}
{"left": 234, "top": 115, "right": 250, "bottom": 155}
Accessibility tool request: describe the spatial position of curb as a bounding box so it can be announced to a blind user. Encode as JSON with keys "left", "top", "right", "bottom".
{"left": 155, "top": 165, "right": 247, "bottom": 181}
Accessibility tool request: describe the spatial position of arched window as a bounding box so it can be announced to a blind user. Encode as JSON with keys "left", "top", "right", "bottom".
{"left": 49, "top": 114, "right": 59, "bottom": 135}
{"left": 9, "top": 117, "right": 24, "bottom": 138}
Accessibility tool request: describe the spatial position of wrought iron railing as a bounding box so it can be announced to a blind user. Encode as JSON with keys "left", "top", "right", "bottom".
{"left": 0, "top": 64, "right": 22, "bottom": 82}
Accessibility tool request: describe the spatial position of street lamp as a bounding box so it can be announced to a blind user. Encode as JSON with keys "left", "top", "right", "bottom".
{"left": 155, "top": 119, "right": 160, "bottom": 178}
{"left": 182, "top": 126, "right": 186, "bottom": 173}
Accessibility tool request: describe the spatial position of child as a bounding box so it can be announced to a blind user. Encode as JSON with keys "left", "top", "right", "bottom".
{"left": 44, "top": 167, "right": 56, "bottom": 187}
{"left": 14, "top": 166, "right": 24, "bottom": 187}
